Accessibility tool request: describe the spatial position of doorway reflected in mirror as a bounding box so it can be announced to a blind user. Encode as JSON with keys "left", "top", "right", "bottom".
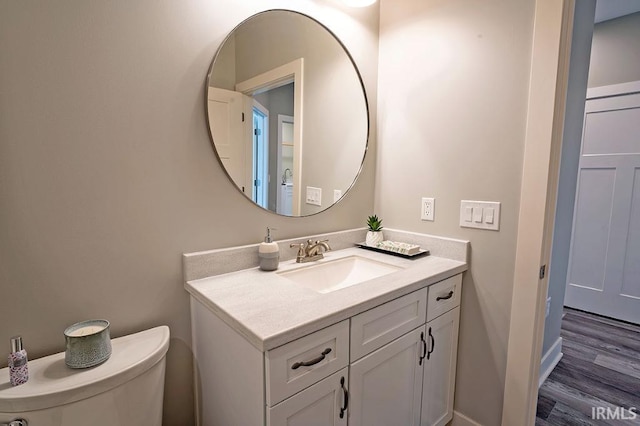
{"left": 206, "top": 10, "right": 369, "bottom": 217}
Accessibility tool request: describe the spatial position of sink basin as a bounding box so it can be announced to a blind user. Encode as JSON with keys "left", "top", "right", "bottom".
{"left": 278, "top": 255, "right": 401, "bottom": 294}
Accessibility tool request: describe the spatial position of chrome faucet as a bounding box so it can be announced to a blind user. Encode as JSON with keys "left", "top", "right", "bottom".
{"left": 290, "top": 239, "right": 332, "bottom": 263}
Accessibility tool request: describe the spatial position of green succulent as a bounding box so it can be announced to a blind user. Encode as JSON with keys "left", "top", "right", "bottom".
{"left": 366, "top": 215, "right": 383, "bottom": 232}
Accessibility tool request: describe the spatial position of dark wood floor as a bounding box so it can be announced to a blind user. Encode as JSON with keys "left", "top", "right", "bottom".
{"left": 536, "top": 308, "right": 640, "bottom": 425}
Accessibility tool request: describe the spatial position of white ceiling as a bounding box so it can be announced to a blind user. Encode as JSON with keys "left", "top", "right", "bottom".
{"left": 595, "top": 0, "right": 640, "bottom": 23}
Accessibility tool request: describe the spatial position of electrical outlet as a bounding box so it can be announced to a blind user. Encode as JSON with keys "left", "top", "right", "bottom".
{"left": 333, "top": 189, "right": 342, "bottom": 203}
{"left": 421, "top": 197, "right": 435, "bottom": 221}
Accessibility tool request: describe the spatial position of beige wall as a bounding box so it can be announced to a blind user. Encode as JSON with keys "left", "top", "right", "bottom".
{"left": 376, "top": 0, "right": 535, "bottom": 424}
{"left": 0, "top": 1, "right": 379, "bottom": 425}
{"left": 588, "top": 12, "right": 640, "bottom": 88}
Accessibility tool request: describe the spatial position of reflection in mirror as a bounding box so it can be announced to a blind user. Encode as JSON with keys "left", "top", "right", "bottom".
{"left": 206, "top": 10, "right": 369, "bottom": 216}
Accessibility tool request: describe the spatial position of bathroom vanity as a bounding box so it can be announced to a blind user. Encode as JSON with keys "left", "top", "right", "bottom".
{"left": 194, "top": 8, "right": 469, "bottom": 424}
{"left": 184, "top": 229, "right": 468, "bottom": 426}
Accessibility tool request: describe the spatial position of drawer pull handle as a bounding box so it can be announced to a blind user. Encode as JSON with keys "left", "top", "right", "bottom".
{"left": 419, "top": 331, "right": 427, "bottom": 366}
{"left": 436, "top": 291, "right": 454, "bottom": 301}
{"left": 339, "top": 376, "right": 349, "bottom": 418}
{"left": 291, "top": 348, "right": 332, "bottom": 369}
{"left": 427, "top": 327, "right": 435, "bottom": 360}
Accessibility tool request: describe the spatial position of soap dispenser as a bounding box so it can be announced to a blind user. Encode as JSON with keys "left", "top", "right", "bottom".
{"left": 259, "top": 228, "right": 280, "bottom": 271}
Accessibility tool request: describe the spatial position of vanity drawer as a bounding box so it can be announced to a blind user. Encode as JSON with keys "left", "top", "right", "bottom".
{"left": 350, "top": 287, "right": 428, "bottom": 362}
{"left": 427, "top": 274, "right": 462, "bottom": 322}
{"left": 266, "top": 320, "right": 349, "bottom": 406}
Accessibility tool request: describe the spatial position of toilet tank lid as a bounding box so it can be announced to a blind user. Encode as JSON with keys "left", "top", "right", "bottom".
{"left": 0, "top": 325, "right": 170, "bottom": 413}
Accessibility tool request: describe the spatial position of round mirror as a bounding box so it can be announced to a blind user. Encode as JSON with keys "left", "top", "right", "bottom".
{"left": 206, "top": 10, "right": 369, "bottom": 216}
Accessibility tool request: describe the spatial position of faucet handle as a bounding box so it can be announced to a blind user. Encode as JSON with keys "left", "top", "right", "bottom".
{"left": 290, "top": 243, "right": 306, "bottom": 256}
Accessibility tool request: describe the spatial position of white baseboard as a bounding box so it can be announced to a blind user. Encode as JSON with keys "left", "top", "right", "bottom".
{"left": 539, "top": 337, "right": 563, "bottom": 387}
{"left": 452, "top": 411, "right": 483, "bottom": 426}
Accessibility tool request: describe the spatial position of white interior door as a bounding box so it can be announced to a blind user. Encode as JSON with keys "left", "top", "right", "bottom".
{"left": 565, "top": 83, "right": 640, "bottom": 324}
{"left": 207, "top": 87, "right": 252, "bottom": 193}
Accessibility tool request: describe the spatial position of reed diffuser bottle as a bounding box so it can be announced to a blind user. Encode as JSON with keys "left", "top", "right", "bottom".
{"left": 8, "top": 336, "right": 29, "bottom": 386}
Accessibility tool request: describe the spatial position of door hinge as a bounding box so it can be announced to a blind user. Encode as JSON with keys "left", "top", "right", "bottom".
{"left": 241, "top": 112, "right": 245, "bottom": 122}
{"left": 539, "top": 265, "right": 546, "bottom": 280}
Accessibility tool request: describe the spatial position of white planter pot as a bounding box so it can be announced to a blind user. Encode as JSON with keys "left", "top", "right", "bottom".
{"left": 366, "top": 231, "right": 384, "bottom": 247}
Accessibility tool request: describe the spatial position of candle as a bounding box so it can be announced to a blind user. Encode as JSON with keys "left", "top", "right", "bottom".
{"left": 67, "top": 325, "right": 105, "bottom": 337}
{"left": 64, "top": 319, "right": 112, "bottom": 368}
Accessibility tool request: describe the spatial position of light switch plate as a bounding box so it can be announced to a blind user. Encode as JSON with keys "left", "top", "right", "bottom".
{"left": 460, "top": 200, "right": 500, "bottom": 230}
{"left": 333, "top": 189, "right": 342, "bottom": 203}
{"left": 306, "top": 186, "right": 322, "bottom": 206}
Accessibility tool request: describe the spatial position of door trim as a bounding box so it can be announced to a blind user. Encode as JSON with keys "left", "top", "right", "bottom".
{"left": 502, "top": 0, "right": 575, "bottom": 424}
{"left": 236, "top": 59, "right": 304, "bottom": 215}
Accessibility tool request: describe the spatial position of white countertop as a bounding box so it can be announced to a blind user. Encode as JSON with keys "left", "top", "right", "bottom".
{"left": 185, "top": 247, "right": 467, "bottom": 351}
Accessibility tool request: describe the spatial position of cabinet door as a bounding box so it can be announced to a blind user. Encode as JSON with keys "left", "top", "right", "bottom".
{"left": 349, "top": 327, "right": 425, "bottom": 426}
{"left": 267, "top": 368, "right": 348, "bottom": 426}
{"left": 421, "top": 307, "right": 460, "bottom": 426}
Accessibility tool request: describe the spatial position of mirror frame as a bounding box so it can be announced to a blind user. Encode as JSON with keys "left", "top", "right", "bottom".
{"left": 205, "top": 9, "right": 370, "bottom": 217}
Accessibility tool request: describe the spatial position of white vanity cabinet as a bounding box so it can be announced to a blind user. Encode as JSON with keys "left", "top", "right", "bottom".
{"left": 190, "top": 273, "right": 462, "bottom": 426}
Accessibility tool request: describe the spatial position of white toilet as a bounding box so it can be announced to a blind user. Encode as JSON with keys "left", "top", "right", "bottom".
{"left": 0, "top": 326, "right": 170, "bottom": 426}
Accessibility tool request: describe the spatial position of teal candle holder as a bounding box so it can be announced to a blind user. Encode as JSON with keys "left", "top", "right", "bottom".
{"left": 64, "top": 319, "right": 112, "bottom": 369}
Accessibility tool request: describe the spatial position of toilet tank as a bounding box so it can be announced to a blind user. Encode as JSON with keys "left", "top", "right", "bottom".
{"left": 0, "top": 326, "right": 170, "bottom": 426}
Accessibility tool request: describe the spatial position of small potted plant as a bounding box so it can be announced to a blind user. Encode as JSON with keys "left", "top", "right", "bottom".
{"left": 366, "top": 214, "right": 384, "bottom": 247}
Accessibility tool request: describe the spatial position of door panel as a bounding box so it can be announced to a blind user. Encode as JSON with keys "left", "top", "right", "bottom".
{"left": 568, "top": 168, "right": 616, "bottom": 291}
{"left": 421, "top": 307, "right": 460, "bottom": 426}
{"left": 267, "top": 368, "right": 348, "bottom": 426}
{"left": 582, "top": 104, "right": 640, "bottom": 155}
{"left": 622, "top": 168, "right": 640, "bottom": 298}
{"left": 349, "top": 327, "right": 424, "bottom": 426}
{"left": 207, "top": 87, "right": 252, "bottom": 192}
